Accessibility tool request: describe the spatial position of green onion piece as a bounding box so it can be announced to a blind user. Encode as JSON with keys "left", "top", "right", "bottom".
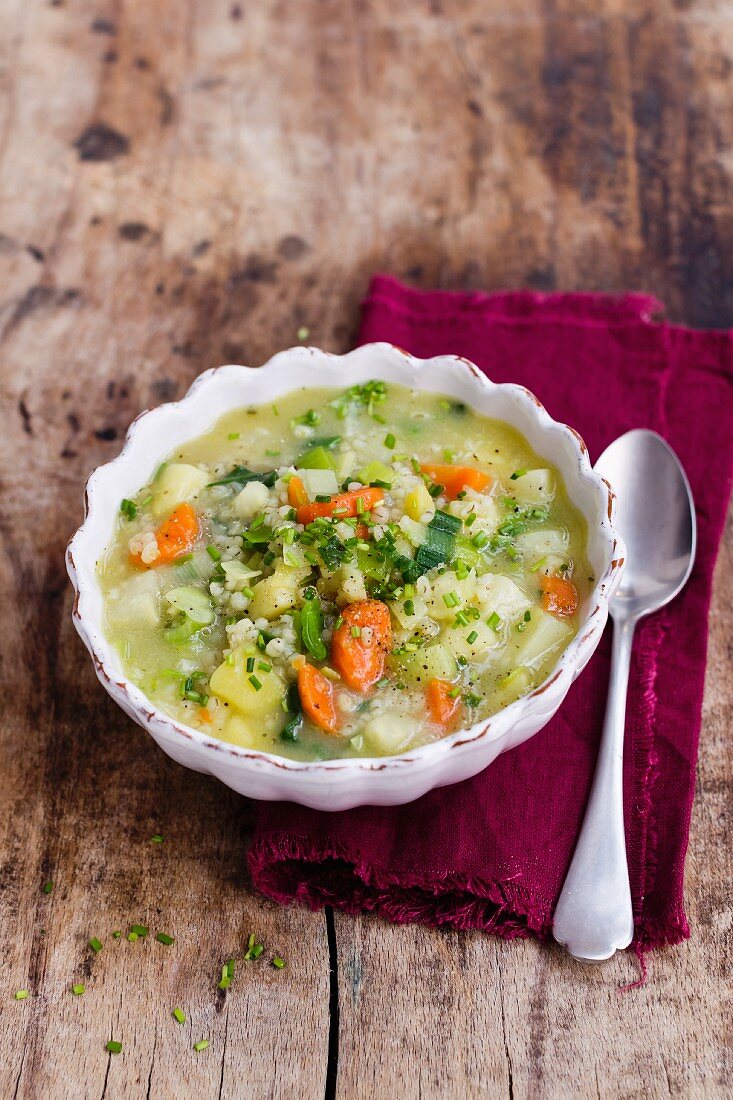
{"left": 227, "top": 432, "right": 240, "bottom": 440}
{"left": 472, "top": 531, "right": 488, "bottom": 549}
{"left": 466, "top": 630, "right": 478, "bottom": 644}
{"left": 510, "top": 469, "right": 527, "bottom": 480}
{"left": 206, "top": 544, "right": 221, "bottom": 561}
{"left": 250, "top": 943, "right": 264, "bottom": 959}
{"left": 487, "top": 611, "right": 501, "bottom": 631}
{"left": 173, "top": 1007, "right": 186, "bottom": 1023}
{"left": 151, "top": 834, "right": 164, "bottom": 843}
{"left": 448, "top": 686, "right": 462, "bottom": 699}
{"left": 249, "top": 674, "right": 262, "bottom": 691}
{"left": 246, "top": 656, "right": 255, "bottom": 673}
{"left": 106, "top": 1041, "right": 122, "bottom": 1054}
{"left": 242, "top": 586, "right": 255, "bottom": 599}
{"left": 14, "top": 990, "right": 29, "bottom": 1000}
{"left": 530, "top": 556, "right": 548, "bottom": 573}
{"left": 372, "top": 411, "right": 387, "bottom": 424}
{"left": 524, "top": 610, "right": 532, "bottom": 621}
{"left": 156, "top": 932, "right": 174, "bottom": 946}
{"left": 384, "top": 433, "right": 396, "bottom": 449}
{"left": 297, "top": 326, "right": 310, "bottom": 341}
{"left": 403, "top": 599, "right": 415, "bottom": 617}
{"left": 257, "top": 661, "right": 272, "bottom": 672}
{"left": 89, "top": 937, "right": 103, "bottom": 953}
{"left": 272, "top": 957, "right": 286, "bottom": 969}
{"left": 127, "top": 932, "right": 139, "bottom": 943}
{"left": 131, "top": 924, "right": 148, "bottom": 937}
{"left": 454, "top": 611, "right": 469, "bottom": 627}
{"left": 350, "top": 625, "right": 361, "bottom": 638}
{"left": 465, "top": 513, "right": 476, "bottom": 527}
{"left": 72, "top": 983, "right": 85, "bottom": 996}
{"left": 112, "top": 931, "right": 121, "bottom": 939}
{"left": 464, "top": 692, "right": 482, "bottom": 708}
{"left": 120, "top": 498, "right": 137, "bottom": 521}
{"left": 42, "top": 881, "right": 53, "bottom": 894}
{"left": 194, "top": 1040, "right": 210, "bottom": 1053}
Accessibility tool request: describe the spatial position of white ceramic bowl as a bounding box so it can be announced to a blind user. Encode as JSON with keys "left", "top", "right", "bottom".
{"left": 67, "top": 343, "right": 624, "bottom": 810}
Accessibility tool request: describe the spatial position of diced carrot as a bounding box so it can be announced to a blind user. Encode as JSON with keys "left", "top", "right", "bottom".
{"left": 426, "top": 678, "right": 463, "bottom": 731}
{"left": 298, "top": 663, "right": 339, "bottom": 734}
{"left": 296, "top": 487, "right": 384, "bottom": 527}
{"left": 198, "top": 707, "right": 213, "bottom": 724}
{"left": 330, "top": 600, "right": 392, "bottom": 693}
{"left": 288, "top": 474, "right": 309, "bottom": 509}
{"left": 420, "top": 464, "right": 493, "bottom": 499}
{"left": 540, "top": 574, "right": 579, "bottom": 617}
{"left": 131, "top": 502, "right": 199, "bottom": 568}
{"left": 355, "top": 524, "right": 370, "bottom": 541}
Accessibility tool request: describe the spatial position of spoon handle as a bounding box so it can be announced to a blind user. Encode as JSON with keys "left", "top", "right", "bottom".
{"left": 552, "top": 616, "right": 636, "bottom": 961}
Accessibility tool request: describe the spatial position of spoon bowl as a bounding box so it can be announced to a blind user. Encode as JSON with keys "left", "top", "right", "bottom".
{"left": 597, "top": 430, "right": 697, "bottom": 622}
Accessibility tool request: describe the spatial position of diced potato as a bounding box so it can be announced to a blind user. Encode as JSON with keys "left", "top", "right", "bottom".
{"left": 404, "top": 481, "right": 434, "bottom": 522}
{"left": 233, "top": 480, "right": 270, "bottom": 521}
{"left": 513, "top": 608, "right": 573, "bottom": 667}
{"left": 321, "top": 562, "right": 367, "bottom": 605}
{"left": 362, "top": 714, "right": 418, "bottom": 754}
{"left": 426, "top": 570, "right": 477, "bottom": 621}
{"left": 389, "top": 594, "right": 429, "bottom": 631}
{"left": 300, "top": 468, "right": 339, "bottom": 499}
{"left": 248, "top": 566, "right": 309, "bottom": 620}
{"left": 394, "top": 641, "right": 458, "bottom": 685}
{"left": 210, "top": 648, "right": 286, "bottom": 718}
{"left": 509, "top": 469, "right": 556, "bottom": 505}
{"left": 152, "top": 463, "right": 208, "bottom": 518}
{"left": 514, "top": 528, "right": 569, "bottom": 573}
{"left": 475, "top": 574, "right": 531, "bottom": 621}
{"left": 442, "top": 619, "right": 503, "bottom": 662}
{"left": 107, "top": 572, "right": 160, "bottom": 628}
{"left": 217, "top": 714, "right": 257, "bottom": 747}
{"left": 397, "top": 515, "right": 426, "bottom": 548}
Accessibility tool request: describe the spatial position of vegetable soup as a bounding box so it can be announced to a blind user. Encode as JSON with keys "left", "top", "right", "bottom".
{"left": 99, "top": 381, "right": 592, "bottom": 759}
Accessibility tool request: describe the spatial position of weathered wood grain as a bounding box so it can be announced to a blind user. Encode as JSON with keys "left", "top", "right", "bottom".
{"left": 0, "top": 0, "right": 730, "bottom": 1097}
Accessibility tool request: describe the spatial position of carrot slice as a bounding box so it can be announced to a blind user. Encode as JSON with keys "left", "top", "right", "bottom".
{"left": 198, "top": 707, "right": 213, "bottom": 724}
{"left": 298, "top": 663, "right": 339, "bottom": 734}
{"left": 426, "top": 678, "right": 463, "bottom": 731}
{"left": 420, "top": 464, "right": 493, "bottom": 499}
{"left": 288, "top": 474, "right": 309, "bottom": 509}
{"left": 330, "top": 600, "right": 392, "bottom": 693}
{"left": 355, "top": 523, "right": 370, "bottom": 541}
{"left": 540, "top": 574, "right": 578, "bottom": 617}
{"left": 131, "top": 502, "right": 199, "bottom": 567}
{"left": 296, "top": 487, "right": 384, "bottom": 527}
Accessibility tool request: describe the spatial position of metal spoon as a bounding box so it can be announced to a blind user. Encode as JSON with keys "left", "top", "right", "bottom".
{"left": 552, "top": 429, "right": 696, "bottom": 962}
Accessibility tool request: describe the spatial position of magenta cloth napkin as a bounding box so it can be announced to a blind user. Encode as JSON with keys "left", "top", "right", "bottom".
{"left": 248, "top": 276, "right": 733, "bottom": 949}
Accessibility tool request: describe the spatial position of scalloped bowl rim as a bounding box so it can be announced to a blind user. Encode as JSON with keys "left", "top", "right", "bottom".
{"left": 67, "top": 344, "right": 624, "bottom": 792}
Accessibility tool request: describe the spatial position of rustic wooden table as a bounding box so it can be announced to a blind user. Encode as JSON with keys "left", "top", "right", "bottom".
{"left": 1, "top": 2, "right": 730, "bottom": 1097}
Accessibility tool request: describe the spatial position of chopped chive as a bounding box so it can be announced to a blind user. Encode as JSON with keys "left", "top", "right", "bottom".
{"left": 127, "top": 932, "right": 139, "bottom": 943}
{"left": 194, "top": 1040, "right": 210, "bottom": 1053}
{"left": 130, "top": 924, "right": 148, "bottom": 937}
{"left": 448, "top": 686, "right": 462, "bottom": 698}
{"left": 257, "top": 661, "right": 272, "bottom": 673}
{"left": 112, "top": 930, "right": 121, "bottom": 939}
{"left": 487, "top": 611, "right": 501, "bottom": 631}
{"left": 14, "top": 990, "right": 29, "bottom": 1000}
{"left": 524, "top": 610, "right": 532, "bottom": 621}
{"left": 227, "top": 432, "right": 240, "bottom": 440}
{"left": 403, "top": 599, "right": 415, "bottom": 617}
{"left": 465, "top": 513, "right": 476, "bottom": 527}
{"left": 454, "top": 611, "right": 469, "bottom": 627}
{"left": 372, "top": 411, "right": 387, "bottom": 424}
{"left": 464, "top": 692, "right": 482, "bottom": 708}
{"left": 72, "top": 983, "right": 85, "bottom": 996}
{"left": 206, "top": 544, "right": 221, "bottom": 561}
{"left": 466, "top": 630, "right": 478, "bottom": 644}
{"left": 350, "top": 625, "right": 361, "bottom": 638}
{"left": 120, "top": 498, "right": 137, "bottom": 521}
{"left": 272, "top": 404, "right": 279, "bottom": 416}
{"left": 151, "top": 834, "right": 164, "bottom": 843}
{"left": 156, "top": 932, "right": 174, "bottom": 946}
{"left": 356, "top": 497, "right": 365, "bottom": 515}
{"left": 265, "top": 448, "right": 280, "bottom": 457}
{"left": 106, "top": 1041, "right": 122, "bottom": 1054}
{"left": 242, "top": 586, "right": 255, "bottom": 599}
{"left": 384, "top": 432, "right": 396, "bottom": 449}
{"left": 530, "top": 556, "right": 548, "bottom": 573}
{"left": 443, "top": 449, "right": 455, "bottom": 462}
{"left": 249, "top": 675, "right": 262, "bottom": 691}
{"left": 510, "top": 469, "right": 527, "bottom": 480}
{"left": 250, "top": 943, "right": 263, "bottom": 959}
{"left": 173, "top": 1007, "right": 186, "bottom": 1024}
{"left": 272, "top": 956, "right": 286, "bottom": 969}
{"left": 471, "top": 531, "right": 488, "bottom": 549}
{"left": 456, "top": 490, "right": 467, "bottom": 500}
{"left": 89, "top": 937, "right": 103, "bottom": 953}
{"left": 297, "top": 326, "right": 310, "bottom": 341}
{"left": 335, "top": 615, "right": 344, "bottom": 630}
{"left": 442, "top": 592, "right": 458, "bottom": 608}
{"left": 246, "top": 656, "right": 255, "bottom": 673}
{"left": 42, "top": 881, "right": 53, "bottom": 894}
